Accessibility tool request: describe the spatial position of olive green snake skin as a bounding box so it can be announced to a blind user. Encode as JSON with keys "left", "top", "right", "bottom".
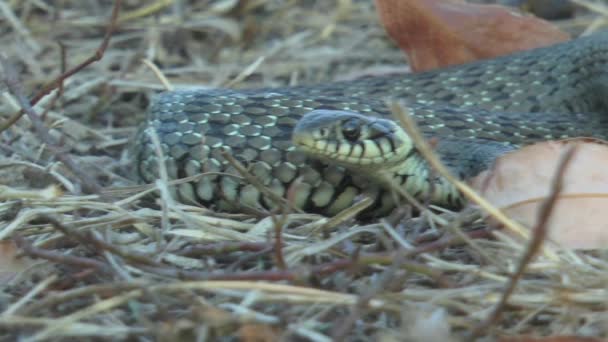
{"left": 133, "top": 32, "right": 608, "bottom": 216}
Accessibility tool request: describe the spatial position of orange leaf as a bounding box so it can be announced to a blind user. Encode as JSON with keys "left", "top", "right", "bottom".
{"left": 238, "top": 324, "right": 281, "bottom": 342}
{"left": 374, "top": 0, "right": 570, "bottom": 72}
{"left": 470, "top": 140, "right": 608, "bottom": 249}
{"left": 0, "top": 240, "right": 34, "bottom": 284}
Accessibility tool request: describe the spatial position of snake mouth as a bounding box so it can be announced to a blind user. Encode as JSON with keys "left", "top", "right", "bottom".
{"left": 292, "top": 109, "right": 414, "bottom": 168}
{"left": 293, "top": 134, "right": 405, "bottom": 165}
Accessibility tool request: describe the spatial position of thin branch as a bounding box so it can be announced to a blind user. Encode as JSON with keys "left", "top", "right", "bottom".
{"left": 41, "top": 215, "right": 163, "bottom": 268}
{"left": 0, "top": 55, "right": 102, "bottom": 194}
{"left": 175, "top": 242, "right": 274, "bottom": 257}
{"left": 139, "top": 250, "right": 450, "bottom": 287}
{"left": 14, "top": 235, "right": 110, "bottom": 273}
{"left": 0, "top": 0, "right": 122, "bottom": 133}
{"left": 270, "top": 212, "right": 288, "bottom": 270}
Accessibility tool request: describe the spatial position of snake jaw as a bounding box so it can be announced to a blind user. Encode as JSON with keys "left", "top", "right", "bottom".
{"left": 292, "top": 109, "right": 415, "bottom": 168}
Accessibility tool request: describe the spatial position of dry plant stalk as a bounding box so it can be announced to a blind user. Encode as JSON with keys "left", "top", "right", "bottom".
{"left": 1, "top": 1, "right": 606, "bottom": 340}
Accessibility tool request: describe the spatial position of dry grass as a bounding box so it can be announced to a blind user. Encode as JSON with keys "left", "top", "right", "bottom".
{"left": 1, "top": 0, "right": 608, "bottom": 341}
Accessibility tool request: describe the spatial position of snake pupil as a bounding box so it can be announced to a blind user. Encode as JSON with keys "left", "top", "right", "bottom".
{"left": 342, "top": 119, "right": 361, "bottom": 142}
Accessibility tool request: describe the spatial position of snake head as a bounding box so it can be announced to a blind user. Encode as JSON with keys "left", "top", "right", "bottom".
{"left": 292, "top": 109, "right": 414, "bottom": 168}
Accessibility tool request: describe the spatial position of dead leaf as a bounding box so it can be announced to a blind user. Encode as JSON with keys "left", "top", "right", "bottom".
{"left": 0, "top": 184, "right": 62, "bottom": 201}
{"left": 374, "top": 0, "right": 570, "bottom": 72}
{"left": 0, "top": 240, "right": 34, "bottom": 284}
{"left": 238, "top": 324, "right": 281, "bottom": 342}
{"left": 470, "top": 140, "right": 608, "bottom": 249}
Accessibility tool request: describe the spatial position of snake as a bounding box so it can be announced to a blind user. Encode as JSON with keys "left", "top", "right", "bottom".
{"left": 132, "top": 32, "right": 608, "bottom": 216}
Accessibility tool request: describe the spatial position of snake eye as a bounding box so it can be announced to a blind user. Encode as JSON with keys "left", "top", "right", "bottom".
{"left": 342, "top": 119, "right": 361, "bottom": 142}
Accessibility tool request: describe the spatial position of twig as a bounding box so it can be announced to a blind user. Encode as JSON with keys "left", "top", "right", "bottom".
{"left": 270, "top": 186, "right": 299, "bottom": 270}
{"left": 14, "top": 235, "right": 110, "bottom": 273}
{"left": 41, "top": 215, "right": 163, "bottom": 267}
{"left": 0, "top": 55, "right": 102, "bottom": 194}
{"left": 410, "top": 228, "right": 495, "bottom": 256}
{"left": 0, "top": 0, "right": 122, "bottom": 133}
{"left": 227, "top": 246, "right": 275, "bottom": 271}
{"left": 270, "top": 213, "right": 287, "bottom": 270}
{"left": 140, "top": 250, "right": 449, "bottom": 286}
{"left": 471, "top": 144, "right": 578, "bottom": 337}
{"left": 175, "top": 242, "right": 274, "bottom": 257}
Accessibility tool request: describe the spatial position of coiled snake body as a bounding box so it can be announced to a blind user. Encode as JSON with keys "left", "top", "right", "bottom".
{"left": 134, "top": 33, "right": 608, "bottom": 215}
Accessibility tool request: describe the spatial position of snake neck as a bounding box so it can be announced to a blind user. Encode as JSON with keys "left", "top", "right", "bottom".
{"left": 374, "top": 153, "right": 463, "bottom": 208}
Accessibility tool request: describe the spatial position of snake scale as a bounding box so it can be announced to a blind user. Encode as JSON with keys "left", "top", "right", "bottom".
{"left": 133, "top": 32, "right": 608, "bottom": 216}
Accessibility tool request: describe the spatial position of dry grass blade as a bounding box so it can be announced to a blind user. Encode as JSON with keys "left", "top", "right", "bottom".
{"left": 25, "top": 290, "right": 142, "bottom": 342}
{"left": 1, "top": 275, "right": 57, "bottom": 317}
{"left": 1, "top": 1, "right": 606, "bottom": 340}
{"left": 314, "top": 196, "right": 373, "bottom": 235}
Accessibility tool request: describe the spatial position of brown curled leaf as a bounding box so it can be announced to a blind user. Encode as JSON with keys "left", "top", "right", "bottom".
{"left": 470, "top": 139, "right": 608, "bottom": 250}
{"left": 375, "top": 0, "right": 570, "bottom": 72}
